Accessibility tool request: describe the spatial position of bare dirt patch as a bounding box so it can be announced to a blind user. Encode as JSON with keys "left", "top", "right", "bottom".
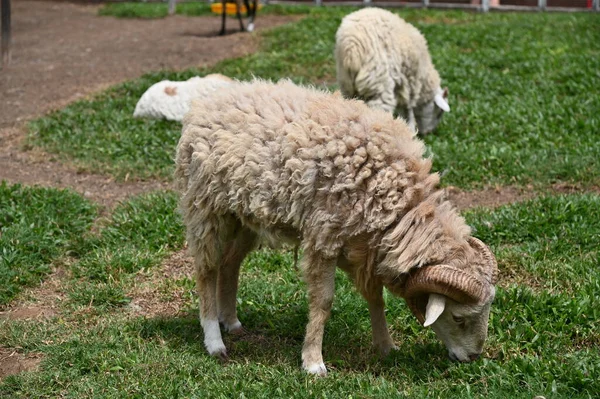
{"left": 447, "top": 183, "right": 600, "bottom": 211}
{"left": 127, "top": 249, "right": 194, "bottom": 318}
{"left": 0, "top": 1, "right": 298, "bottom": 206}
{"left": 0, "top": 1, "right": 298, "bottom": 128}
{"left": 1, "top": 127, "right": 173, "bottom": 209}
{"left": 446, "top": 185, "right": 537, "bottom": 210}
{"left": 0, "top": 347, "right": 43, "bottom": 380}
{"left": 0, "top": 266, "right": 70, "bottom": 320}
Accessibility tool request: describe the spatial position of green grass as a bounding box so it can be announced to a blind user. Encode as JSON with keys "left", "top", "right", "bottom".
{"left": 99, "top": 2, "right": 314, "bottom": 19}
{"left": 28, "top": 7, "right": 600, "bottom": 188}
{"left": 1, "top": 193, "right": 598, "bottom": 398}
{"left": 67, "top": 190, "right": 184, "bottom": 308}
{"left": 0, "top": 183, "right": 97, "bottom": 306}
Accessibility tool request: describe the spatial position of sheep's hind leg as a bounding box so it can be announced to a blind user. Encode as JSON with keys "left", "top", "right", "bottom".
{"left": 301, "top": 250, "right": 337, "bottom": 376}
{"left": 217, "top": 227, "right": 257, "bottom": 333}
{"left": 189, "top": 219, "right": 236, "bottom": 359}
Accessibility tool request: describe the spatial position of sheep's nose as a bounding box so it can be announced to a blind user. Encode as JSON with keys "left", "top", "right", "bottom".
{"left": 468, "top": 353, "right": 481, "bottom": 361}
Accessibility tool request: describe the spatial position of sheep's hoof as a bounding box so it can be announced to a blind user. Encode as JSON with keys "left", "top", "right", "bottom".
{"left": 206, "top": 341, "right": 228, "bottom": 360}
{"left": 226, "top": 321, "right": 245, "bottom": 335}
{"left": 375, "top": 342, "right": 398, "bottom": 357}
{"left": 303, "top": 362, "right": 327, "bottom": 376}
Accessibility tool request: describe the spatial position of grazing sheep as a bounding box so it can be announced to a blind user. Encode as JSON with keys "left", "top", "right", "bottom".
{"left": 335, "top": 8, "right": 450, "bottom": 134}
{"left": 175, "top": 80, "right": 497, "bottom": 375}
{"left": 133, "top": 74, "right": 233, "bottom": 122}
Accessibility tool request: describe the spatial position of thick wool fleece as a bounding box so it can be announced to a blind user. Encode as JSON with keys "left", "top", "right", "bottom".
{"left": 335, "top": 8, "right": 441, "bottom": 112}
{"left": 175, "top": 79, "right": 482, "bottom": 284}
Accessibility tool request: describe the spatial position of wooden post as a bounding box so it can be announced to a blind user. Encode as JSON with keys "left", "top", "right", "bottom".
{"left": 315, "top": 0, "right": 322, "bottom": 6}
{"left": 594, "top": 0, "right": 599, "bottom": 11}
{"left": 1, "top": 0, "right": 11, "bottom": 66}
{"left": 168, "top": 0, "right": 177, "bottom": 15}
{"left": 423, "top": 0, "right": 430, "bottom": 7}
{"left": 481, "top": 0, "right": 490, "bottom": 11}
{"left": 538, "top": 0, "right": 546, "bottom": 10}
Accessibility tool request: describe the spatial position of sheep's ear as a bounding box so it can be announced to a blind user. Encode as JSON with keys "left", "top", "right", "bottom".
{"left": 424, "top": 293, "right": 446, "bottom": 327}
{"left": 434, "top": 93, "right": 450, "bottom": 112}
{"left": 443, "top": 87, "right": 449, "bottom": 98}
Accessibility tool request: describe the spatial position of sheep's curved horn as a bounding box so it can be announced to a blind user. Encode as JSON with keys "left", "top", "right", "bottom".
{"left": 434, "top": 94, "right": 450, "bottom": 112}
{"left": 468, "top": 237, "right": 498, "bottom": 284}
{"left": 403, "top": 264, "right": 492, "bottom": 325}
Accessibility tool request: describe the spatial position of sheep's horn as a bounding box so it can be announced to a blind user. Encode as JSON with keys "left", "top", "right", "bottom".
{"left": 467, "top": 237, "right": 499, "bottom": 284}
{"left": 403, "top": 265, "right": 492, "bottom": 323}
{"left": 434, "top": 94, "right": 450, "bottom": 112}
{"left": 403, "top": 237, "right": 498, "bottom": 324}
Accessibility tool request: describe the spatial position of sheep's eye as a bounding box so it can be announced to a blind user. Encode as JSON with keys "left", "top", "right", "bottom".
{"left": 452, "top": 315, "right": 465, "bottom": 324}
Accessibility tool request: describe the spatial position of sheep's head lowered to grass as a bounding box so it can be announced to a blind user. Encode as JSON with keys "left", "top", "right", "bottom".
{"left": 378, "top": 198, "right": 498, "bottom": 362}
{"left": 402, "top": 237, "right": 497, "bottom": 362}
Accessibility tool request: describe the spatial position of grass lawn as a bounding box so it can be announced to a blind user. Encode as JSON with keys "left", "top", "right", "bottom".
{"left": 3, "top": 4, "right": 599, "bottom": 398}
{"left": 28, "top": 6, "right": 600, "bottom": 188}
{"left": 0, "top": 183, "right": 97, "bottom": 306}
{"left": 0, "top": 192, "right": 598, "bottom": 397}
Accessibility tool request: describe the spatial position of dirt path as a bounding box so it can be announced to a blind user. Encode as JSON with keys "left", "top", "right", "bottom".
{"left": 0, "top": 1, "right": 299, "bottom": 207}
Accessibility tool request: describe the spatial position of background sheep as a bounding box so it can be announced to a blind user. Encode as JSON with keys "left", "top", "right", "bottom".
{"left": 335, "top": 7, "right": 450, "bottom": 134}
{"left": 133, "top": 74, "right": 233, "bottom": 122}
{"left": 175, "top": 80, "right": 497, "bottom": 375}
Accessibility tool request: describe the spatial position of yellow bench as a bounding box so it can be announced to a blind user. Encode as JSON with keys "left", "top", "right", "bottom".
{"left": 210, "top": 2, "right": 263, "bottom": 16}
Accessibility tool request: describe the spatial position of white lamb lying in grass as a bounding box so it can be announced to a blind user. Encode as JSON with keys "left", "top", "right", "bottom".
{"left": 133, "top": 74, "right": 233, "bottom": 122}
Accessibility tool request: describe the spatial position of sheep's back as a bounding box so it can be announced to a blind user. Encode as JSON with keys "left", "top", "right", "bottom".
{"left": 175, "top": 80, "right": 439, "bottom": 253}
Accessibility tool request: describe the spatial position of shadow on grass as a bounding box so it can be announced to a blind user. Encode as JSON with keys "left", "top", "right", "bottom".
{"left": 134, "top": 307, "right": 451, "bottom": 378}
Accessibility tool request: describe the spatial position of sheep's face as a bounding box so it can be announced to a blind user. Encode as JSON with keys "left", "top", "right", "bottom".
{"left": 414, "top": 101, "right": 445, "bottom": 134}
{"left": 424, "top": 292, "right": 495, "bottom": 362}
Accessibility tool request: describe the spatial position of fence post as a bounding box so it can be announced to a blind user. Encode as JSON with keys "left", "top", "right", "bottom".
{"left": 315, "top": 0, "right": 322, "bottom": 6}
{"left": 1, "top": 0, "right": 10, "bottom": 67}
{"left": 364, "top": 0, "right": 372, "bottom": 5}
{"left": 594, "top": 0, "right": 599, "bottom": 11}
{"left": 423, "top": 0, "right": 429, "bottom": 7}
{"left": 481, "top": 0, "right": 490, "bottom": 12}
{"left": 168, "top": 0, "right": 176, "bottom": 15}
{"left": 538, "top": 0, "right": 546, "bottom": 10}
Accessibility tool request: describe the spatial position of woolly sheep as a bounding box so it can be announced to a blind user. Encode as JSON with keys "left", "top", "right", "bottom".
{"left": 335, "top": 8, "right": 450, "bottom": 134}
{"left": 175, "top": 80, "right": 497, "bottom": 375}
{"left": 133, "top": 74, "right": 233, "bottom": 122}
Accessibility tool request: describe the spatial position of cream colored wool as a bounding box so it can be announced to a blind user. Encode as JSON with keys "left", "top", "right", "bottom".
{"left": 175, "top": 79, "right": 495, "bottom": 374}
{"left": 335, "top": 8, "right": 447, "bottom": 134}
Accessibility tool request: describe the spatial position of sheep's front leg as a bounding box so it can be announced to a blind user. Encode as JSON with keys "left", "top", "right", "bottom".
{"left": 364, "top": 284, "right": 396, "bottom": 356}
{"left": 407, "top": 108, "right": 417, "bottom": 132}
{"left": 301, "top": 251, "right": 337, "bottom": 376}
